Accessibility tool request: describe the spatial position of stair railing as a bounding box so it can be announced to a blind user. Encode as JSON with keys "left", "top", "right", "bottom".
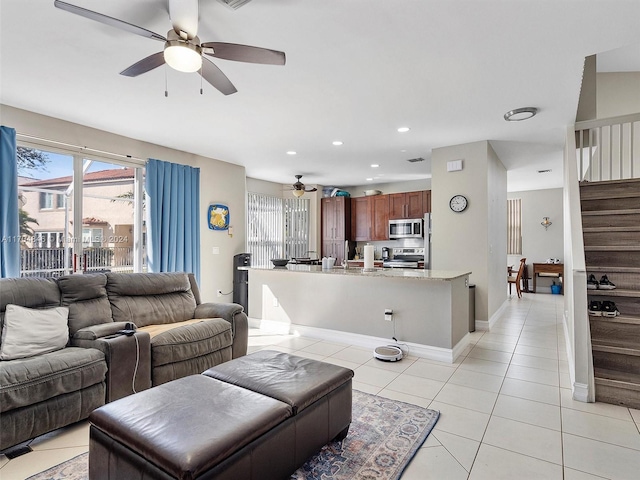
{"left": 575, "top": 113, "right": 640, "bottom": 182}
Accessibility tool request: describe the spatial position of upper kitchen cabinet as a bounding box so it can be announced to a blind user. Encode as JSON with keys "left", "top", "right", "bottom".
{"left": 351, "top": 195, "right": 389, "bottom": 241}
{"left": 423, "top": 190, "right": 431, "bottom": 214}
{"left": 321, "top": 197, "right": 351, "bottom": 263}
{"left": 389, "top": 191, "right": 431, "bottom": 219}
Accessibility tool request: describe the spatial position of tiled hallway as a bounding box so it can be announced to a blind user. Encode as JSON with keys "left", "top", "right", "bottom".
{"left": 2, "top": 293, "right": 639, "bottom": 479}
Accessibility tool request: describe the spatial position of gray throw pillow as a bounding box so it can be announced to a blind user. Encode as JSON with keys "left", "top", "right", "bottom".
{"left": 0, "top": 304, "right": 69, "bottom": 360}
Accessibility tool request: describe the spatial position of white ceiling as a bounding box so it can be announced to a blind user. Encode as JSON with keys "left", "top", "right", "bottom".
{"left": 2, "top": 0, "right": 639, "bottom": 192}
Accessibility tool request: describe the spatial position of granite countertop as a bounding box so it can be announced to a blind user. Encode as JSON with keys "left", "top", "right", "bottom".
{"left": 248, "top": 265, "right": 471, "bottom": 281}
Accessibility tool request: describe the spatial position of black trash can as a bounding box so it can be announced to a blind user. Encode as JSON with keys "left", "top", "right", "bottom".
{"left": 469, "top": 284, "right": 476, "bottom": 332}
{"left": 233, "top": 253, "right": 251, "bottom": 315}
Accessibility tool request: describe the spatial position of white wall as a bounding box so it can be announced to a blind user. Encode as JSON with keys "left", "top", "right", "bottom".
{"left": 597, "top": 72, "right": 640, "bottom": 118}
{"left": 508, "top": 188, "right": 564, "bottom": 292}
{"left": 2, "top": 105, "right": 247, "bottom": 303}
{"left": 431, "top": 140, "right": 507, "bottom": 322}
{"left": 487, "top": 143, "right": 507, "bottom": 316}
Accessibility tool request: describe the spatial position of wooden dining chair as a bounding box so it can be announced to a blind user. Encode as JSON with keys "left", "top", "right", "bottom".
{"left": 508, "top": 258, "right": 526, "bottom": 298}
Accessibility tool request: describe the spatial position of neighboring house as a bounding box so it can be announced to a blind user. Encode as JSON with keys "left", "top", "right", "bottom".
{"left": 20, "top": 167, "right": 135, "bottom": 247}
{"left": 18, "top": 168, "right": 137, "bottom": 274}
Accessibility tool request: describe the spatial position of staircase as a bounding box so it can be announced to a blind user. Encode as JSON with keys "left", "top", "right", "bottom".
{"left": 581, "top": 178, "right": 640, "bottom": 409}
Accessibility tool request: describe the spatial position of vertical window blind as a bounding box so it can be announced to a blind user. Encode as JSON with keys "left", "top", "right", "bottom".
{"left": 247, "top": 193, "right": 310, "bottom": 267}
{"left": 507, "top": 198, "right": 522, "bottom": 255}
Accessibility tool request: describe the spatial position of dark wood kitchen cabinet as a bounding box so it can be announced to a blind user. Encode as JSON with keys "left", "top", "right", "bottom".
{"left": 321, "top": 197, "right": 351, "bottom": 264}
{"left": 423, "top": 190, "right": 431, "bottom": 213}
{"left": 389, "top": 191, "right": 425, "bottom": 219}
{"left": 371, "top": 194, "right": 389, "bottom": 240}
{"left": 351, "top": 195, "right": 389, "bottom": 241}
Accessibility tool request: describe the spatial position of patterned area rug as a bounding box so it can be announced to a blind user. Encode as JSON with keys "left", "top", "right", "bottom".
{"left": 28, "top": 390, "right": 439, "bottom": 480}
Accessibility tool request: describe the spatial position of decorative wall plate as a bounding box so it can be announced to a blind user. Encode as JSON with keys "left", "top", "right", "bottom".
{"left": 208, "top": 204, "right": 230, "bottom": 230}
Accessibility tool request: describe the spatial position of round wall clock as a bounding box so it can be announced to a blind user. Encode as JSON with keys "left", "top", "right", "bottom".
{"left": 449, "top": 195, "right": 468, "bottom": 212}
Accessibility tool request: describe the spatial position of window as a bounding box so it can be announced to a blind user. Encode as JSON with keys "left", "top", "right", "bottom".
{"left": 33, "top": 231, "right": 64, "bottom": 248}
{"left": 39, "top": 192, "right": 64, "bottom": 209}
{"left": 507, "top": 198, "right": 522, "bottom": 255}
{"left": 82, "top": 228, "right": 103, "bottom": 248}
{"left": 247, "top": 193, "right": 310, "bottom": 267}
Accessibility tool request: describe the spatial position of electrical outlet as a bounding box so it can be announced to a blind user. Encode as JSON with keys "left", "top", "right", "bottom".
{"left": 384, "top": 309, "right": 393, "bottom": 321}
{"left": 216, "top": 289, "right": 222, "bottom": 297}
{"left": 273, "top": 297, "right": 279, "bottom": 307}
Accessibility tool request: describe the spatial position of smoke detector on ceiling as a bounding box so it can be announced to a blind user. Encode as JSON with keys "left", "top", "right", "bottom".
{"left": 216, "top": 0, "right": 253, "bottom": 9}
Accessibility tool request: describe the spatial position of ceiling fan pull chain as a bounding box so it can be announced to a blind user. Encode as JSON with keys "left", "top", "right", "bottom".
{"left": 200, "top": 68, "right": 204, "bottom": 95}
{"left": 165, "top": 65, "right": 169, "bottom": 97}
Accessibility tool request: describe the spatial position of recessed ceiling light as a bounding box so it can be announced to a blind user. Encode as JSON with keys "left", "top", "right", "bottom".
{"left": 504, "top": 107, "right": 538, "bottom": 121}
{"left": 400, "top": 149, "right": 407, "bottom": 153}
{"left": 397, "top": 127, "right": 410, "bottom": 133}
{"left": 286, "top": 151, "right": 297, "bottom": 155}
{"left": 332, "top": 141, "right": 343, "bottom": 146}
{"left": 366, "top": 178, "right": 373, "bottom": 181}
{"left": 371, "top": 164, "right": 379, "bottom": 168}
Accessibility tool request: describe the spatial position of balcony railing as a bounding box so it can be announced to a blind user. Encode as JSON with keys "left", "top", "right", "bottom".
{"left": 576, "top": 113, "right": 640, "bottom": 182}
{"left": 20, "top": 246, "right": 142, "bottom": 277}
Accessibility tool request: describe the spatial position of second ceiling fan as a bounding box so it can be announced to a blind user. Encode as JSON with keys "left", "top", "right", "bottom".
{"left": 54, "top": 0, "right": 286, "bottom": 95}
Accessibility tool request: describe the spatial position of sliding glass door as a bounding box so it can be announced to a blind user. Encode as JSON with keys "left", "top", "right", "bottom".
{"left": 16, "top": 145, "right": 145, "bottom": 277}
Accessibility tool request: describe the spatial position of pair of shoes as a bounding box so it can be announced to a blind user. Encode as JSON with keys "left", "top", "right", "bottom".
{"left": 598, "top": 274, "right": 616, "bottom": 290}
{"left": 588, "top": 300, "right": 620, "bottom": 317}
{"left": 586, "top": 274, "right": 616, "bottom": 290}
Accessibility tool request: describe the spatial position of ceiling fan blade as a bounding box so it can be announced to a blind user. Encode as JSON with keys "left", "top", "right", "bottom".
{"left": 305, "top": 187, "right": 318, "bottom": 192}
{"left": 200, "top": 58, "right": 237, "bottom": 95}
{"left": 201, "top": 42, "right": 286, "bottom": 65}
{"left": 169, "top": 0, "right": 199, "bottom": 38}
{"left": 54, "top": 0, "right": 166, "bottom": 42}
{"left": 120, "top": 52, "right": 166, "bottom": 77}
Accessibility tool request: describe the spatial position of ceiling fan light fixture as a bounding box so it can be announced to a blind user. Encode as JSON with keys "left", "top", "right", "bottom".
{"left": 164, "top": 41, "right": 202, "bottom": 73}
{"left": 504, "top": 107, "right": 538, "bottom": 122}
{"left": 292, "top": 189, "right": 305, "bottom": 198}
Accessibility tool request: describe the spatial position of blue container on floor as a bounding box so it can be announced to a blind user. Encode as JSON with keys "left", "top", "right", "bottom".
{"left": 551, "top": 284, "right": 561, "bottom": 294}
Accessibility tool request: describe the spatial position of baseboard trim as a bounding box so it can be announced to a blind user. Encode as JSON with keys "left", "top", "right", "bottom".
{"left": 477, "top": 300, "right": 508, "bottom": 332}
{"left": 573, "top": 382, "right": 590, "bottom": 403}
{"left": 289, "top": 323, "right": 466, "bottom": 364}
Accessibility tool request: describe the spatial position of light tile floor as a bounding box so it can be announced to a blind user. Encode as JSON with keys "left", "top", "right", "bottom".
{"left": 2, "top": 293, "right": 640, "bottom": 479}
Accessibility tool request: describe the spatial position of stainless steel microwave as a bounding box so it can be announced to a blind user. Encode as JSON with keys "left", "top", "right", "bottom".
{"left": 389, "top": 218, "right": 423, "bottom": 239}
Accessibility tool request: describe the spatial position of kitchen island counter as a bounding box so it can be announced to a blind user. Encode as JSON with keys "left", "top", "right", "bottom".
{"left": 248, "top": 265, "right": 470, "bottom": 281}
{"left": 248, "top": 265, "right": 472, "bottom": 363}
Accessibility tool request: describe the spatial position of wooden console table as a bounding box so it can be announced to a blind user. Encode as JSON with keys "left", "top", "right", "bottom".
{"left": 532, "top": 263, "right": 564, "bottom": 293}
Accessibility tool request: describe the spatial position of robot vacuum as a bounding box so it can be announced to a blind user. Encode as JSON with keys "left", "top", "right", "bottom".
{"left": 373, "top": 345, "right": 404, "bottom": 362}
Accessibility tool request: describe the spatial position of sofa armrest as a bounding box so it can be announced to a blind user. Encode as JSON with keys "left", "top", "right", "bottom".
{"left": 194, "top": 302, "right": 248, "bottom": 359}
{"left": 72, "top": 322, "right": 130, "bottom": 341}
{"left": 71, "top": 330, "right": 151, "bottom": 403}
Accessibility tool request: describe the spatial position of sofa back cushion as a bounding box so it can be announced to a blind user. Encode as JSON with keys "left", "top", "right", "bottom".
{"left": 58, "top": 273, "right": 113, "bottom": 335}
{"left": 0, "top": 277, "right": 61, "bottom": 339}
{"left": 106, "top": 272, "right": 197, "bottom": 327}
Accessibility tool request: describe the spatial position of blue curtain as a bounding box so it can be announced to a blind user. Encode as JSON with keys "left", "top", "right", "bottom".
{"left": 0, "top": 126, "right": 20, "bottom": 278}
{"left": 145, "top": 158, "right": 201, "bottom": 284}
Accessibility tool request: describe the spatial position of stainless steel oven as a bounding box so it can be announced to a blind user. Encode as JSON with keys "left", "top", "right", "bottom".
{"left": 389, "top": 218, "right": 423, "bottom": 239}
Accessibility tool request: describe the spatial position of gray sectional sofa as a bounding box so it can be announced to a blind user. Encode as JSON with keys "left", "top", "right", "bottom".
{"left": 0, "top": 272, "right": 248, "bottom": 451}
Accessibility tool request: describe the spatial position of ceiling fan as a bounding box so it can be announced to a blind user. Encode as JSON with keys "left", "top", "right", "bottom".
{"left": 291, "top": 175, "right": 317, "bottom": 197}
{"left": 53, "top": 0, "right": 285, "bottom": 95}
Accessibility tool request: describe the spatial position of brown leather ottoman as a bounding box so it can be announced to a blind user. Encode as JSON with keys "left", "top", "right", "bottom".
{"left": 88, "top": 351, "right": 353, "bottom": 480}
{"left": 203, "top": 350, "right": 354, "bottom": 466}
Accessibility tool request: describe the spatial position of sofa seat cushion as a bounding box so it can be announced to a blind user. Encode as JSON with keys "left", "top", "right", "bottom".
{"left": 139, "top": 318, "right": 232, "bottom": 368}
{"left": 0, "top": 347, "right": 107, "bottom": 412}
{"left": 89, "top": 375, "right": 292, "bottom": 479}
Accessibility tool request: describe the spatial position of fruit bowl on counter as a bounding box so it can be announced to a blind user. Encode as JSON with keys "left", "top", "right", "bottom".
{"left": 271, "top": 259, "right": 289, "bottom": 267}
